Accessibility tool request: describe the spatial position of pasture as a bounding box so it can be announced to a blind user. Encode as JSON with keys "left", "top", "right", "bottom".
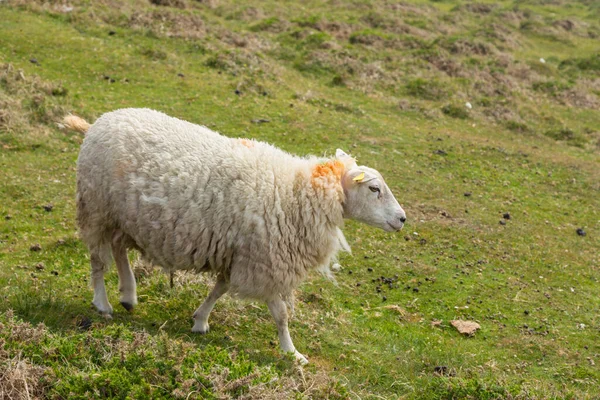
{"left": 0, "top": 0, "right": 599, "bottom": 398}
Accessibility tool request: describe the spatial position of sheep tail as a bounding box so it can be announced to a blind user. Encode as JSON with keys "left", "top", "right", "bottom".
{"left": 61, "top": 114, "right": 91, "bottom": 135}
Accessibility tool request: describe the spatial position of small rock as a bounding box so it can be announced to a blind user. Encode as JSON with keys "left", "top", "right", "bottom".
{"left": 451, "top": 320, "right": 481, "bottom": 336}
{"left": 434, "top": 149, "right": 447, "bottom": 156}
{"left": 57, "top": 239, "right": 66, "bottom": 245}
{"left": 35, "top": 263, "right": 45, "bottom": 270}
{"left": 30, "top": 58, "right": 38, "bottom": 64}
{"left": 367, "top": 267, "right": 373, "bottom": 272}
{"left": 576, "top": 228, "right": 586, "bottom": 236}
{"left": 382, "top": 296, "right": 387, "bottom": 302}
{"left": 30, "top": 244, "right": 42, "bottom": 252}
{"left": 465, "top": 102, "right": 472, "bottom": 109}
{"left": 356, "top": 282, "right": 361, "bottom": 287}
{"left": 539, "top": 58, "right": 546, "bottom": 64}
{"left": 499, "top": 220, "right": 506, "bottom": 225}
{"left": 503, "top": 212, "right": 511, "bottom": 220}
{"left": 43, "top": 204, "right": 53, "bottom": 212}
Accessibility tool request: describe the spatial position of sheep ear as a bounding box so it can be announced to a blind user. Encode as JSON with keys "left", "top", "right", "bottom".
{"left": 336, "top": 149, "right": 357, "bottom": 169}
{"left": 336, "top": 149, "right": 348, "bottom": 158}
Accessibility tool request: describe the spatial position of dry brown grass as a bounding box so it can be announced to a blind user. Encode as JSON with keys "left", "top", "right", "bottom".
{"left": 0, "top": 309, "right": 348, "bottom": 399}
{"left": 558, "top": 84, "right": 600, "bottom": 109}
{"left": 0, "top": 311, "right": 50, "bottom": 400}
{"left": 0, "top": 63, "right": 69, "bottom": 140}
{"left": 129, "top": 9, "right": 205, "bottom": 39}
{"left": 0, "top": 355, "right": 50, "bottom": 400}
{"left": 150, "top": 0, "right": 187, "bottom": 9}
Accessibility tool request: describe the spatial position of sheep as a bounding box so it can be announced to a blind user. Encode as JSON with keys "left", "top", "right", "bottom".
{"left": 64, "top": 108, "right": 406, "bottom": 364}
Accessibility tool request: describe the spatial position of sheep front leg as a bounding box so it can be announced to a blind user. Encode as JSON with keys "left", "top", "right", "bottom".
{"left": 267, "top": 298, "right": 308, "bottom": 365}
{"left": 192, "top": 278, "right": 229, "bottom": 333}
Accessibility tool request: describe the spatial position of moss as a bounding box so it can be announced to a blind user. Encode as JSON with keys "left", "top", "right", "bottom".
{"left": 545, "top": 127, "right": 588, "bottom": 147}
{"left": 441, "top": 103, "right": 470, "bottom": 118}
{"left": 532, "top": 80, "right": 573, "bottom": 95}
{"left": 405, "top": 78, "right": 447, "bottom": 100}
{"left": 249, "top": 16, "right": 282, "bottom": 32}
{"left": 560, "top": 53, "right": 600, "bottom": 72}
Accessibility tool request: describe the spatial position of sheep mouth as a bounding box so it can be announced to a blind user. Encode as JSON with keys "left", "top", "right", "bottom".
{"left": 386, "top": 222, "right": 403, "bottom": 232}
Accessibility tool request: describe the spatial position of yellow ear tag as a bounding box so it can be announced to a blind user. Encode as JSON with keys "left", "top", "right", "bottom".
{"left": 353, "top": 172, "right": 365, "bottom": 182}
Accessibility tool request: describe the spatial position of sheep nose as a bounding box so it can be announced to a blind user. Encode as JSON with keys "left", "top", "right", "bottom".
{"left": 399, "top": 216, "right": 406, "bottom": 223}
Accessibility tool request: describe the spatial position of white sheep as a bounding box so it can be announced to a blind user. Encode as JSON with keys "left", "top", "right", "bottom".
{"left": 64, "top": 108, "right": 406, "bottom": 364}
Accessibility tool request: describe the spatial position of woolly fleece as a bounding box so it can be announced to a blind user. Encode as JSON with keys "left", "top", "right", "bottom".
{"left": 76, "top": 108, "right": 350, "bottom": 301}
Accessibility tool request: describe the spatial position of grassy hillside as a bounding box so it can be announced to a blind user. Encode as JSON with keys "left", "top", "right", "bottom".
{"left": 1, "top": 0, "right": 599, "bottom": 398}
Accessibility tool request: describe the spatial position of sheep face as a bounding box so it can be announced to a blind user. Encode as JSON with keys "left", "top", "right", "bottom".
{"left": 337, "top": 149, "right": 406, "bottom": 232}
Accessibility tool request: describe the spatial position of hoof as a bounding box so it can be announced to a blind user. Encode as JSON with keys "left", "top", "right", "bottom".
{"left": 120, "top": 301, "right": 135, "bottom": 312}
{"left": 92, "top": 300, "right": 113, "bottom": 316}
{"left": 295, "top": 351, "right": 309, "bottom": 365}
{"left": 192, "top": 320, "right": 209, "bottom": 334}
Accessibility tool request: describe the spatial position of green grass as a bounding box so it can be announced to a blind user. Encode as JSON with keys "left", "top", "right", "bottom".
{"left": 1, "top": 0, "right": 599, "bottom": 398}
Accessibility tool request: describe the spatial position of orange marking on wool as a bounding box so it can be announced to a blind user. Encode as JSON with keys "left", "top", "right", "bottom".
{"left": 311, "top": 160, "right": 344, "bottom": 187}
{"left": 239, "top": 139, "right": 254, "bottom": 148}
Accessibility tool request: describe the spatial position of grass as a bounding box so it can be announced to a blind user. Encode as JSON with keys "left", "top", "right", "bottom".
{"left": 1, "top": 0, "right": 599, "bottom": 398}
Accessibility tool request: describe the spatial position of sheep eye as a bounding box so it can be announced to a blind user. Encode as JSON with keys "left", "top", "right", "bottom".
{"left": 369, "top": 186, "right": 380, "bottom": 193}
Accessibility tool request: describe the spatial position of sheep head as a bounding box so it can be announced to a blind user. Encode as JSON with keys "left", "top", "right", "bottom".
{"left": 336, "top": 149, "right": 406, "bottom": 232}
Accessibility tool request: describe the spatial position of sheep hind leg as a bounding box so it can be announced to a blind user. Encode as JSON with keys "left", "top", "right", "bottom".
{"left": 192, "top": 277, "right": 229, "bottom": 334}
{"left": 267, "top": 298, "right": 308, "bottom": 365}
{"left": 90, "top": 249, "right": 113, "bottom": 316}
{"left": 112, "top": 230, "right": 137, "bottom": 311}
